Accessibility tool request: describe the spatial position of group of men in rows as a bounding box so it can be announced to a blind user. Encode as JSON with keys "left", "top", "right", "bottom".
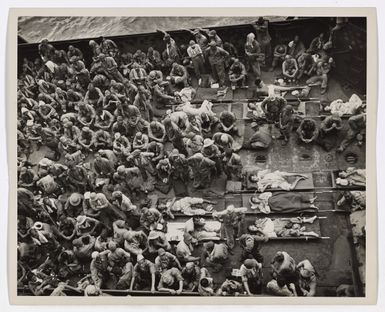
{"left": 17, "top": 17, "right": 362, "bottom": 297}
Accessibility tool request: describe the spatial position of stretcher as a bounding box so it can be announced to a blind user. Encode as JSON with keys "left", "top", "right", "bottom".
{"left": 244, "top": 167, "right": 314, "bottom": 191}
{"left": 165, "top": 220, "right": 222, "bottom": 242}
{"left": 332, "top": 170, "right": 366, "bottom": 190}
{"left": 244, "top": 215, "right": 329, "bottom": 240}
{"left": 241, "top": 193, "right": 319, "bottom": 215}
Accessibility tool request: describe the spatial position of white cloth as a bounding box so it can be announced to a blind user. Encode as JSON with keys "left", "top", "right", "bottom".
{"left": 257, "top": 170, "right": 293, "bottom": 191}
{"left": 326, "top": 94, "right": 363, "bottom": 117}
{"left": 255, "top": 217, "right": 277, "bottom": 237}
{"left": 178, "top": 100, "right": 214, "bottom": 117}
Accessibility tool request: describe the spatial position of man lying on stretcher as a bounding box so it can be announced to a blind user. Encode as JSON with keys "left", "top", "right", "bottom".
{"left": 248, "top": 169, "right": 308, "bottom": 192}
{"left": 248, "top": 216, "right": 320, "bottom": 238}
{"left": 249, "top": 192, "right": 318, "bottom": 214}
{"left": 158, "top": 197, "right": 217, "bottom": 217}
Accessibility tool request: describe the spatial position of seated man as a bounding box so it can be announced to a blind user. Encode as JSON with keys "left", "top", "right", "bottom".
{"left": 103, "top": 90, "right": 121, "bottom": 112}
{"left": 306, "top": 57, "right": 333, "bottom": 94}
{"left": 130, "top": 254, "right": 156, "bottom": 292}
{"left": 72, "top": 234, "right": 96, "bottom": 260}
{"left": 199, "top": 111, "right": 219, "bottom": 137}
{"left": 18, "top": 166, "right": 38, "bottom": 188}
{"left": 148, "top": 121, "right": 166, "bottom": 143}
{"left": 99, "top": 53, "right": 124, "bottom": 82}
{"left": 181, "top": 262, "right": 201, "bottom": 292}
{"left": 84, "top": 83, "right": 104, "bottom": 109}
{"left": 200, "top": 241, "right": 228, "bottom": 272}
{"left": 175, "top": 233, "right": 201, "bottom": 263}
{"left": 78, "top": 127, "right": 96, "bottom": 152}
{"left": 112, "top": 132, "right": 131, "bottom": 157}
{"left": 337, "top": 113, "right": 366, "bottom": 152}
{"left": 147, "top": 229, "right": 171, "bottom": 254}
{"left": 198, "top": 268, "right": 215, "bottom": 296}
{"left": 107, "top": 241, "right": 132, "bottom": 276}
{"left": 248, "top": 125, "right": 272, "bottom": 150}
{"left": 218, "top": 111, "right": 239, "bottom": 136}
{"left": 158, "top": 267, "right": 184, "bottom": 295}
{"left": 77, "top": 102, "right": 96, "bottom": 127}
{"left": 297, "top": 51, "right": 314, "bottom": 79}
{"left": 337, "top": 190, "right": 366, "bottom": 211}
{"left": 36, "top": 174, "right": 60, "bottom": 195}
{"left": 94, "top": 129, "right": 112, "bottom": 149}
{"left": 297, "top": 259, "right": 317, "bottom": 297}
{"left": 93, "top": 152, "right": 114, "bottom": 178}
{"left": 132, "top": 131, "right": 149, "bottom": 151}
{"left": 138, "top": 207, "right": 161, "bottom": 231}
{"left": 267, "top": 275, "right": 297, "bottom": 296}
{"left": 152, "top": 81, "right": 177, "bottom": 115}
{"left": 129, "top": 62, "right": 147, "bottom": 86}
{"left": 155, "top": 248, "right": 182, "bottom": 273}
{"left": 147, "top": 141, "right": 165, "bottom": 164}
{"left": 296, "top": 118, "right": 319, "bottom": 144}
{"left": 123, "top": 229, "right": 148, "bottom": 256}
{"left": 282, "top": 55, "right": 299, "bottom": 82}
{"left": 38, "top": 101, "right": 58, "bottom": 122}
{"left": 271, "top": 251, "right": 298, "bottom": 287}
{"left": 169, "top": 62, "right": 188, "bottom": 88}
{"left": 94, "top": 110, "right": 114, "bottom": 130}
{"left": 228, "top": 58, "right": 247, "bottom": 90}
{"left": 116, "top": 259, "right": 135, "bottom": 290}
{"left": 213, "top": 132, "right": 234, "bottom": 153}
{"left": 147, "top": 70, "right": 164, "bottom": 89}
{"left": 186, "top": 134, "right": 204, "bottom": 156}
{"left": 308, "top": 33, "right": 326, "bottom": 54}
{"left": 318, "top": 113, "right": 343, "bottom": 151}
{"left": 288, "top": 35, "right": 306, "bottom": 59}
{"left": 240, "top": 258, "right": 263, "bottom": 295}
{"left": 216, "top": 279, "right": 243, "bottom": 296}
{"left": 90, "top": 250, "right": 111, "bottom": 289}
{"left": 110, "top": 79, "right": 127, "bottom": 101}
{"left": 271, "top": 44, "right": 287, "bottom": 71}
{"left": 184, "top": 115, "right": 202, "bottom": 139}
{"left": 239, "top": 233, "right": 266, "bottom": 263}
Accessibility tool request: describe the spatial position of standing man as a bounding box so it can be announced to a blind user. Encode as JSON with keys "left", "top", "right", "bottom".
{"left": 278, "top": 105, "right": 295, "bottom": 146}
{"left": 187, "top": 40, "right": 205, "bottom": 86}
{"left": 245, "top": 33, "right": 264, "bottom": 79}
{"left": 187, "top": 153, "right": 216, "bottom": 189}
{"left": 157, "top": 30, "right": 180, "bottom": 71}
{"left": 253, "top": 17, "right": 272, "bottom": 67}
{"left": 205, "top": 41, "right": 229, "bottom": 88}
{"left": 187, "top": 28, "right": 209, "bottom": 51}
{"left": 212, "top": 205, "right": 247, "bottom": 252}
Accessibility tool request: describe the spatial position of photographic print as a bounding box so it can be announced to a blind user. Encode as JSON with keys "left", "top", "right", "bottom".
{"left": 8, "top": 8, "right": 377, "bottom": 304}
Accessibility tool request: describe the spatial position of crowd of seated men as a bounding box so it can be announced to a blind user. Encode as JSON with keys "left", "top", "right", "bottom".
{"left": 17, "top": 17, "right": 364, "bottom": 296}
